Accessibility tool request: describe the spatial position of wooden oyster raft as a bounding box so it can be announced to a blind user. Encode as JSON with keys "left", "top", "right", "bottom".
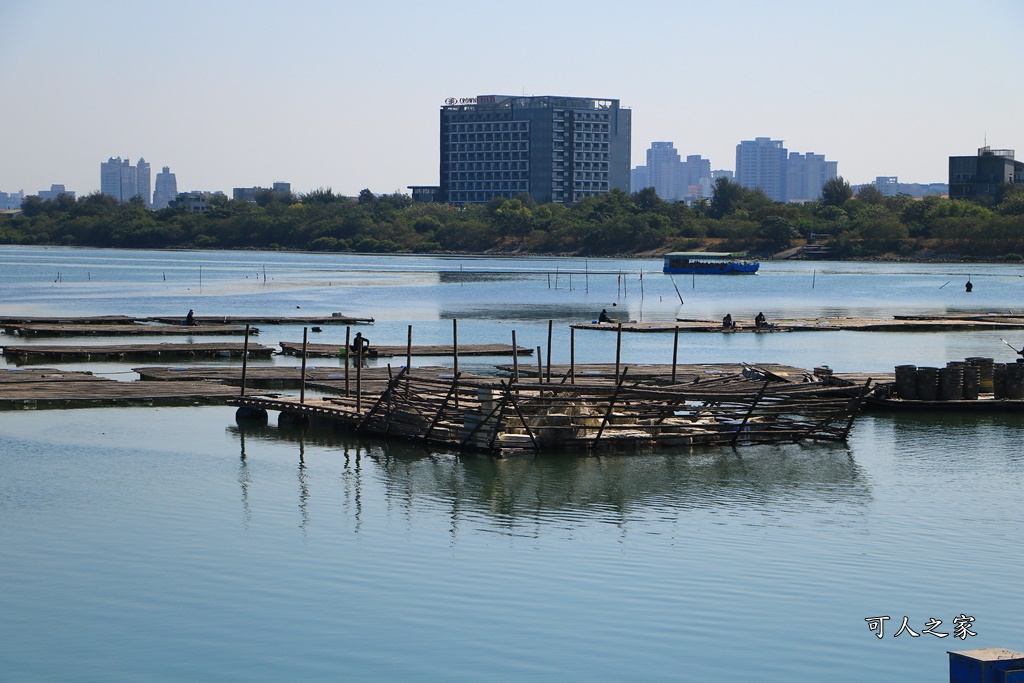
{"left": 231, "top": 368, "right": 871, "bottom": 456}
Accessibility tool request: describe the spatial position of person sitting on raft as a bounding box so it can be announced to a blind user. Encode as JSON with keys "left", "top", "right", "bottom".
{"left": 598, "top": 309, "right": 611, "bottom": 323}
{"left": 722, "top": 313, "right": 734, "bottom": 330}
{"left": 184, "top": 309, "right": 197, "bottom": 326}
{"left": 350, "top": 331, "right": 370, "bottom": 355}
{"left": 754, "top": 312, "right": 767, "bottom": 329}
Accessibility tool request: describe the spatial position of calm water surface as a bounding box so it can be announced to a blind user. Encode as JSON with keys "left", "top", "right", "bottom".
{"left": 2, "top": 247, "right": 1023, "bottom": 681}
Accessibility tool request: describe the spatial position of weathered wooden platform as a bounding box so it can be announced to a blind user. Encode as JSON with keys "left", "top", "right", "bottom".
{"left": 0, "top": 368, "right": 239, "bottom": 410}
{"left": 1, "top": 342, "right": 275, "bottom": 362}
{"left": 277, "top": 341, "right": 533, "bottom": 358}
{"left": 3, "top": 323, "right": 256, "bottom": 337}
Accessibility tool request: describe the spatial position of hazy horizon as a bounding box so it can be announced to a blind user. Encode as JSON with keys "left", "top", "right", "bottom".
{"left": 3, "top": 0, "right": 1020, "bottom": 199}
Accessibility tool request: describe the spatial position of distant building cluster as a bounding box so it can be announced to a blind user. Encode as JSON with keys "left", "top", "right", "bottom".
{"left": 233, "top": 182, "right": 291, "bottom": 203}
{"left": 1, "top": 190, "right": 25, "bottom": 210}
{"left": 630, "top": 137, "right": 838, "bottom": 204}
{"left": 857, "top": 176, "right": 947, "bottom": 198}
{"left": 101, "top": 157, "right": 151, "bottom": 207}
{"left": 734, "top": 137, "right": 838, "bottom": 203}
{"left": 2, "top": 94, "right": 1019, "bottom": 211}
{"left": 630, "top": 143, "right": 713, "bottom": 202}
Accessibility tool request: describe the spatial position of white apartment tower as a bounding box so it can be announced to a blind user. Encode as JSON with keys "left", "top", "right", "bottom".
{"left": 153, "top": 166, "right": 178, "bottom": 210}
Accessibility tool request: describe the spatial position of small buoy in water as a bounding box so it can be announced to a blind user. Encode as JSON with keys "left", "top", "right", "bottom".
{"left": 296, "top": 305, "right": 301, "bottom": 308}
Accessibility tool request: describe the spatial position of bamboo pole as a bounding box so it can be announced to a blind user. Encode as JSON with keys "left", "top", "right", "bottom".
{"left": 239, "top": 323, "right": 250, "bottom": 397}
{"left": 355, "top": 350, "right": 362, "bottom": 413}
{"left": 536, "top": 346, "right": 543, "bottom": 385}
{"left": 511, "top": 330, "right": 519, "bottom": 383}
{"left": 672, "top": 326, "right": 679, "bottom": 384}
{"left": 344, "top": 326, "right": 351, "bottom": 396}
{"left": 546, "top": 319, "right": 553, "bottom": 383}
{"left": 615, "top": 322, "right": 622, "bottom": 383}
{"left": 300, "top": 326, "right": 308, "bottom": 404}
{"left": 569, "top": 327, "right": 575, "bottom": 385}
{"left": 452, "top": 318, "right": 459, "bottom": 408}
{"left": 406, "top": 324, "right": 412, "bottom": 371}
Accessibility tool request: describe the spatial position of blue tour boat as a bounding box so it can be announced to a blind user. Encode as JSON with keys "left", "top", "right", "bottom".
{"left": 662, "top": 251, "right": 759, "bottom": 275}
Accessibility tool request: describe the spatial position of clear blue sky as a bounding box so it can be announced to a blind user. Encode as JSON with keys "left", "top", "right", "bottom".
{"left": 2, "top": 0, "right": 1021, "bottom": 198}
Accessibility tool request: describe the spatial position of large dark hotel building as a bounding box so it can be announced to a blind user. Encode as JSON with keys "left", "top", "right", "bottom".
{"left": 439, "top": 95, "right": 631, "bottom": 205}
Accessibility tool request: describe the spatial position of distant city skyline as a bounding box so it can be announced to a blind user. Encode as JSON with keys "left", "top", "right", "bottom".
{"left": 2, "top": 1, "right": 1020, "bottom": 198}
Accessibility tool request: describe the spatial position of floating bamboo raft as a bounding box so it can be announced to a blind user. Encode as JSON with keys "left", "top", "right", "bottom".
{"left": 1, "top": 342, "right": 275, "bottom": 362}
{"left": 277, "top": 341, "right": 533, "bottom": 358}
{"left": 572, "top": 315, "right": 1024, "bottom": 333}
{"left": 231, "top": 368, "right": 871, "bottom": 456}
{"left": 0, "top": 313, "right": 373, "bottom": 328}
{"left": 134, "top": 364, "right": 451, "bottom": 390}
{"left": 0, "top": 368, "right": 238, "bottom": 410}
{"left": 3, "top": 323, "right": 255, "bottom": 337}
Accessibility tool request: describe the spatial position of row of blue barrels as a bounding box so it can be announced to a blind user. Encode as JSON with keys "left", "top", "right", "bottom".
{"left": 893, "top": 358, "right": 1024, "bottom": 400}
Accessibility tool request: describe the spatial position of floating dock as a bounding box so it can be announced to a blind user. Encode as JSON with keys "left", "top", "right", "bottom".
{"left": 0, "top": 313, "right": 373, "bottom": 327}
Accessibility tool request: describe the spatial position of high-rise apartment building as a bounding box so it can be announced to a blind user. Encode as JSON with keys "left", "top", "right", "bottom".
{"left": 786, "top": 152, "right": 837, "bottom": 203}
{"left": 153, "top": 166, "right": 178, "bottom": 210}
{"left": 632, "top": 144, "right": 714, "bottom": 202}
{"left": 646, "top": 142, "right": 683, "bottom": 201}
{"left": 100, "top": 156, "right": 151, "bottom": 205}
{"left": 439, "top": 95, "right": 631, "bottom": 205}
{"left": 735, "top": 137, "right": 788, "bottom": 202}
{"left": 136, "top": 158, "right": 151, "bottom": 208}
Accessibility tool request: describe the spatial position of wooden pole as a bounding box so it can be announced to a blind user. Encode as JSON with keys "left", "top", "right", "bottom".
{"left": 300, "top": 326, "right": 308, "bottom": 404}
{"left": 672, "top": 325, "right": 680, "bottom": 384}
{"left": 546, "top": 319, "right": 553, "bottom": 383}
{"left": 344, "top": 326, "right": 351, "bottom": 396}
{"left": 512, "top": 330, "right": 519, "bottom": 382}
{"left": 570, "top": 327, "right": 575, "bottom": 385}
{"left": 239, "top": 323, "right": 250, "bottom": 397}
{"left": 536, "top": 346, "right": 543, "bottom": 385}
{"left": 615, "top": 322, "right": 622, "bottom": 383}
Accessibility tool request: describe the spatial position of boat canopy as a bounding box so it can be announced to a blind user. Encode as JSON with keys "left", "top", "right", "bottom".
{"left": 663, "top": 252, "right": 748, "bottom": 260}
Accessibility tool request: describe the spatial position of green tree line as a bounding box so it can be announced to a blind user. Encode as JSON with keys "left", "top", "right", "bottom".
{"left": 3, "top": 178, "right": 1024, "bottom": 260}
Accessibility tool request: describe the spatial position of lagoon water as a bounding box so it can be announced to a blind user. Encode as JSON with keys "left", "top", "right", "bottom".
{"left": 2, "top": 246, "right": 1024, "bottom": 681}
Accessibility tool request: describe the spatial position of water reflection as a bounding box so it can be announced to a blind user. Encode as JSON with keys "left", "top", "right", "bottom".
{"left": 228, "top": 421, "right": 871, "bottom": 533}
